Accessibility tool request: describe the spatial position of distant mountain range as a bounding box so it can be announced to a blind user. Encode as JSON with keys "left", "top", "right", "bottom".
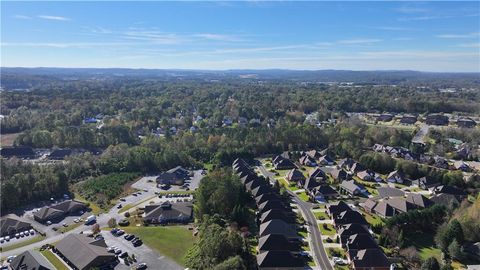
{"left": 1, "top": 67, "right": 479, "bottom": 89}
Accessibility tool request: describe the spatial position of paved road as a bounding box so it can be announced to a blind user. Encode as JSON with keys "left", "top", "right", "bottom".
{"left": 257, "top": 164, "right": 333, "bottom": 270}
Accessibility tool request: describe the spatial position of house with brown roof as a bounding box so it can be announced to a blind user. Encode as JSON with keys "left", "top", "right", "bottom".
{"left": 54, "top": 234, "right": 117, "bottom": 270}
{"left": 330, "top": 168, "right": 349, "bottom": 181}
{"left": 357, "top": 170, "right": 374, "bottom": 181}
{"left": 310, "top": 185, "right": 338, "bottom": 202}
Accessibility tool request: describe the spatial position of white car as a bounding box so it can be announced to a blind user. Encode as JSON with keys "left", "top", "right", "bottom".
{"left": 15, "top": 233, "right": 20, "bottom": 238}
{"left": 5, "top": 236, "right": 10, "bottom": 241}
{"left": 73, "top": 218, "right": 79, "bottom": 223}
{"left": 333, "top": 257, "right": 347, "bottom": 265}
{"left": 29, "top": 229, "right": 35, "bottom": 235}
{"left": 20, "top": 232, "right": 25, "bottom": 237}
{"left": 0, "top": 237, "right": 4, "bottom": 243}
{"left": 24, "top": 230, "right": 29, "bottom": 236}
{"left": 46, "top": 221, "right": 52, "bottom": 225}
{"left": 6, "top": 255, "right": 17, "bottom": 263}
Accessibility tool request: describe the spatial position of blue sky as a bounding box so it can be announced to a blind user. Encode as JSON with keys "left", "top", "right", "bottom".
{"left": 1, "top": 1, "right": 479, "bottom": 71}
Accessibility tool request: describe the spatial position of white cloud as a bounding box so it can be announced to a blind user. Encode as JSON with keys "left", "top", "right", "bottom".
{"left": 399, "top": 13, "right": 479, "bottom": 21}
{"left": 337, "top": 39, "right": 383, "bottom": 44}
{"left": 193, "top": 33, "right": 243, "bottom": 42}
{"left": 1, "top": 42, "right": 132, "bottom": 48}
{"left": 436, "top": 32, "right": 480, "bottom": 39}
{"left": 458, "top": 43, "right": 480, "bottom": 48}
{"left": 38, "top": 15, "right": 71, "bottom": 21}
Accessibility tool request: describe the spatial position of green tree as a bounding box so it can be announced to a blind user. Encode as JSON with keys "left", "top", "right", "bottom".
{"left": 421, "top": 257, "right": 440, "bottom": 270}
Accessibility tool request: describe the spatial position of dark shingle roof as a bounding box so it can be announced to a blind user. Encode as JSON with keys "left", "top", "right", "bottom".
{"left": 144, "top": 202, "right": 193, "bottom": 221}
{"left": 334, "top": 210, "right": 368, "bottom": 226}
{"left": 56, "top": 234, "right": 115, "bottom": 270}
{"left": 257, "top": 250, "right": 304, "bottom": 268}
{"left": 350, "top": 249, "right": 390, "bottom": 268}
{"left": 260, "top": 209, "right": 296, "bottom": 224}
{"left": 258, "top": 234, "right": 299, "bottom": 252}
{"left": 346, "top": 233, "right": 379, "bottom": 250}
{"left": 259, "top": 219, "right": 298, "bottom": 238}
{"left": 377, "top": 187, "right": 405, "bottom": 198}
{"left": 9, "top": 250, "right": 55, "bottom": 270}
{"left": 0, "top": 214, "right": 32, "bottom": 236}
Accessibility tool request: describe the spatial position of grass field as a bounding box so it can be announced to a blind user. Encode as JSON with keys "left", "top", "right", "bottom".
{"left": 319, "top": 223, "right": 336, "bottom": 236}
{"left": 405, "top": 232, "right": 442, "bottom": 261}
{"left": 40, "top": 249, "right": 69, "bottom": 270}
{"left": 297, "top": 191, "right": 310, "bottom": 202}
{"left": 57, "top": 222, "right": 83, "bottom": 233}
{"left": 123, "top": 226, "right": 196, "bottom": 265}
{"left": 361, "top": 211, "right": 384, "bottom": 226}
{"left": 1, "top": 235, "right": 46, "bottom": 252}
{"left": 314, "top": 211, "right": 329, "bottom": 220}
{"left": 0, "top": 133, "right": 21, "bottom": 147}
{"left": 118, "top": 195, "right": 156, "bottom": 213}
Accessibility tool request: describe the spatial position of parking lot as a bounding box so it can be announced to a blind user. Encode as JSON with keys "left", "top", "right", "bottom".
{"left": 102, "top": 230, "right": 183, "bottom": 270}
{"left": 132, "top": 169, "right": 205, "bottom": 193}
{"left": 0, "top": 228, "right": 38, "bottom": 247}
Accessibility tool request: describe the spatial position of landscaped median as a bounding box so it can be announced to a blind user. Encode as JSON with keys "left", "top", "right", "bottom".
{"left": 40, "top": 249, "right": 69, "bottom": 270}
{"left": 0, "top": 234, "right": 46, "bottom": 253}
{"left": 122, "top": 225, "right": 196, "bottom": 265}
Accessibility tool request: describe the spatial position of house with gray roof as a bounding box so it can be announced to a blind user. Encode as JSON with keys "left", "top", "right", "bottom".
{"left": 339, "top": 180, "right": 363, "bottom": 196}
{"left": 144, "top": 201, "right": 193, "bottom": 224}
{"left": 55, "top": 234, "right": 116, "bottom": 270}
{"left": 285, "top": 169, "right": 305, "bottom": 184}
{"left": 9, "top": 250, "right": 55, "bottom": 270}
{"left": 1, "top": 214, "right": 32, "bottom": 237}
{"left": 386, "top": 170, "right": 405, "bottom": 184}
{"left": 259, "top": 219, "right": 299, "bottom": 240}
{"left": 34, "top": 200, "right": 86, "bottom": 223}
{"left": 257, "top": 234, "right": 300, "bottom": 252}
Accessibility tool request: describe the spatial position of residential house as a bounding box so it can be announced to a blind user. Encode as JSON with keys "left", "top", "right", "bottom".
{"left": 309, "top": 167, "right": 327, "bottom": 181}
{"left": 9, "top": 250, "right": 55, "bottom": 270}
{"left": 318, "top": 155, "right": 335, "bottom": 166}
{"left": 338, "top": 224, "right": 371, "bottom": 246}
{"left": 457, "top": 118, "right": 476, "bottom": 128}
{"left": 377, "top": 114, "right": 394, "bottom": 122}
{"left": 258, "top": 200, "right": 289, "bottom": 214}
{"left": 259, "top": 219, "right": 299, "bottom": 240}
{"left": 338, "top": 158, "right": 355, "bottom": 170}
{"left": 222, "top": 117, "right": 233, "bottom": 126}
{"left": 333, "top": 210, "right": 369, "bottom": 228}
{"left": 372, "top": 201, "right": 395, "bottom": 218}
{"left": 0, "top": 146, "right": 36, "bottom": 159}
{"left": 430, "top": 193, "right": 460, "bottom": 208}
{"left": 256, "top": 250, "right": 304, "bottom": 270}
{"left": 433, "top": 156, "right": 449, "bottom": 169}
{"left": 400, "top": 115, "right": 417, "bottom": 125}
{"left": 348, "top": 249, "right": 390, "bottom": 270}
{"left": 259, "top": 209, "right": 296, "bottom": 224}
{"left": 299, "top": 155, "right": 317, "bottom": 167}
{"left": 357, "top": 170, "right": 374, "bottom": 181}
{"left": 386, "top": 170, "right": 405, "bottom": 184}
{"left": 362, "top": 199, "right": 378, "bottom": 214}
{"left": 285, "top": 169, "right": 306, "bottom": 184}
{"left": 412, "top": 177, "right": 439, "bottom": 190}
{"left": 303, "top": 177, "right": 321, "bottom": 191}
{"left": 34, "top": 200, "right": 86, "bottom": 223}
{"left": 273, "top": 157, "right": 296, "bottom": 170}
{"left": 339, "top": 180, "right": 363, "bottom": 196}
{"left": 406, "top": 193, "right": 433, "bottom": 209}
{"left": 144, "top": 201, "right": 193, "bottom": 224}
{"left": 54, "top": 234, "right": 116, "bottom": 270}
{"left": 252, "top": 185, "right": 273, "bottom": 198}
{"left": 1, "top": 214, "right": 32, "bottom": 237}
{"left": 256, "top": 193, "right": 281, "bottom": 206}
{"left": 350, "top": 163, "right": 365, "bottom": 174}
{"left": 454, "top": 160, "right": 471, "bottom": 172}
{"left": 346, "top": 234, "right": 379, "bottom": 251}
{"left": 330, "top": 168, "right": 349, "bottom": 181}
{"left": 305, "top": 149, "right": 323, "bottom": 160}
{"left": 257, "top": 234, "right": 300, "bottom": 252}
{"left": 327, "top": 201, "right": 352, "bottom": 218}
{"left": 156, "top": 166, "right": 190, "bottom": 186}
{"left": 433, "top": 185, "right": 467, "bottom": 201}
{"left": 377, "top": 187, "right": 404, "bottom": 198}
{"left": 310, "top": 185, "right": 338, "bottom": 202}
{"left": 426, "top": 114, "right": 449, "bottom": 126}
{"left": 384, "top": 197, "right": 416, "bottom": 214}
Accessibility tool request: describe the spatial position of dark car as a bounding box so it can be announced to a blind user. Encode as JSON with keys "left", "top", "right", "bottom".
{"left": 124, "top": 234, "right": 135, "bottom": 241}
{"left": 136, "top": 263, "right": 147, "bottom": 270}
{"left": 119, "top": 251, "right": 129, "bottom": 258}
{"left": 133, "top": 240, "right": 143, "bottom": 247}
{"left": 110, "top": 228, "right": 119, "bottom": 234}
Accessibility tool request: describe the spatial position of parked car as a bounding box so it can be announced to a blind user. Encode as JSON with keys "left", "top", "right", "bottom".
{"left": 46, "top": 221, "right": 52, "bottom": 225}
{"left": 124, "top": 234, "right": 135, "bottom": 241}
{"left": 120, "top": 198, "right": 126, "bottom": 202}
{"left": 118, "top": 219, "right": 130, "bottom": 226}
{"left": 73, "top": 218, "right": 79, "bottom": 223}
{"left": 6, "top": 256, "right": 17, "bottom": 263}
{"left": 24, "top": 230, "right": 30, "bottom": 236}
{"left": 0, "top": 237, "right": 4, "bottom": 243}
{"left": 116, "top": 230, "right": 125, "bottom": 236}
{"left": 119, "top": 251, "right": 129, "bottom": 258}
{"left": 132, "top": 239, "right": 143, "bottom": 247}
{"left": 333, "top": 257, "right": 347, "bottom": 265}
{"left": 107, "top": 246, "right": 116, "bottom": 253}
{"left": 5, "top": 236, "right": 10, "bottom": 241}
{"left": 15, "top": 233, "right": 20, "bottom": 238}
{"left": 117, "top": 204, "right": 123, "bottom": 209}
{"left": 136, "top": 263, "right": 147, "bottom": 270}
{"left": 114, "top": 248, "right": 122, "bottom": 255}
{"left": 29, "top": 229, "right": 35, "bottom": 235}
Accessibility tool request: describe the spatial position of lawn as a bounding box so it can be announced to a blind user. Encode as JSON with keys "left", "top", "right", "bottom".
{"left": 1, "top": 235, "right": 46, "bottom": 252}
{"left": 123, "top": 225, "right": 196, "bottom": 265}
{"left": 57, "top": 222, "right": 83, "bottom": 233}
{"left": 297, "top": 192, "right": 310, "bottom": 202}
{"left": 313, "top": 211, "right": 329, "bottom": 220}
{"left": 318, "top": 223, "right": 336, "bottom": 236}
{"left": 361, "top": 211, "right": 384, "bottom": 226}
{"left": 278, "top": 178, "right": 299, "bottom": 191}
{"left": 404, "top": 232, "right": 442, "bottom": 261}
{"left": 326, "top": 247, "right": 346, "bottom": 259}
{"left": 40, "top": 249, "right": 69, "bottom": 270}
{"left": 118, "top": 195, "right": 156, "bottom": 213}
